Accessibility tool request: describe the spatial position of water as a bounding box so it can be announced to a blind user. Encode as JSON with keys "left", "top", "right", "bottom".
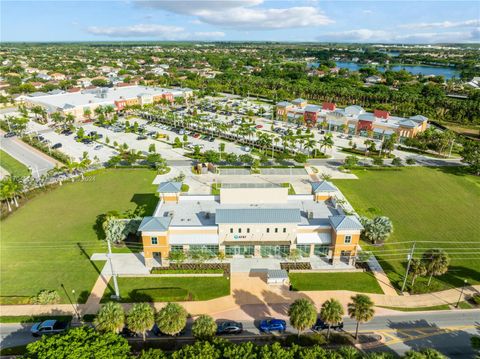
{"left": 334, "top": 62, "right": 459, "bottom": 79}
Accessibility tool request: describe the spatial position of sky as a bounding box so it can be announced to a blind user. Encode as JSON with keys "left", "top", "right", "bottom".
{"left": 1, "top": 0, "right": 479, "bottom": 43}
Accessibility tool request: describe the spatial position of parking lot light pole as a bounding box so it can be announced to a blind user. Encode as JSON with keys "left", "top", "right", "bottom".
{"left": 401, "top": 242, "right": 416, "bottom": 293}
{"left": 107, "top": 239, "right": 120, "bottom": 300}
{"left": 455, "top": 280, "right": 468, "bottom": 308}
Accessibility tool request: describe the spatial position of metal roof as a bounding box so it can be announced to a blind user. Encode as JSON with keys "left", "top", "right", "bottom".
{"left": 138, "top": 216, "right": 171, "bottom": 232}
{"left": 276, "top": 101, "right": 292, "bottom": 107}
{"left": 358, "top": 113, "right": 375, "bottom": 121}
{"left": 409, "top": 115, "right": 428, "bottom": 122}
{"left": 157, "top": 182, "right": 182, "bottom": 193}
{"left": 329, "top": 215, "right": 363, "bottom": 231}
{"left": 304, "top": 104, "right": 321, "bottom": 112}
{"left": 215, "top": 208, "right": 301, "bottom": 224}
{"left": 398, "top": 119, "right": 418, "bottom": 128}
{"left": 267, "top": 269, "right": 288, "bottom": 279}
{"left": 311, "top": 181, "right": 337, "bottom": 193}
{"left": 344, "top": 105, "right": 365, "bottom": 116}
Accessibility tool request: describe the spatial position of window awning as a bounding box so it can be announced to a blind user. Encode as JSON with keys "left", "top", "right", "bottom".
{"left": 169, "top": 233, "right": 219, "bottom": 245}
{"left": 296, "top": 232, "right": 331, "bottom": 244}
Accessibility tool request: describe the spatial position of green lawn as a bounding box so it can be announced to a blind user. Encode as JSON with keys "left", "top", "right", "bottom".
{"left": 101, "top": 276, "right": 230, "bottom": 303}
{"left": 289, "top": 272, "right": 384, "bottom": 294}
{"left": 333, "top": 167, "right": 480, "bottom": 293}
{"left": 0, "top": 169, "right": 158, "bottom": 304}
{"left": 377, "top": 304, "right": 451, "bottom": 312}
{"left": 0, "top": 150, "right": 31, "bottom": 177}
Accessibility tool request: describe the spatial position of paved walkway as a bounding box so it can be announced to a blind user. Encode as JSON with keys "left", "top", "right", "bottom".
{"left": 83, "top": 272, "right": 111, "bottom": 314}
{"left": 90, "top": 253, "right": 150, "bottom": 276}
{"left": 367, "top": 255, "right": 399, "bottom": 296}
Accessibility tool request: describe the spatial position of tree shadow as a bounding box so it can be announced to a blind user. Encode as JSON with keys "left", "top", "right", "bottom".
{"left": 232, "top": 289, "right": 271, "bottom": 323}
{"left": 130, "top": 193, "right": 158, "bottom": 215}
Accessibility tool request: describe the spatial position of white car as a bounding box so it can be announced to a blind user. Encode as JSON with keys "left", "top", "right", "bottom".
{"left": 243, "top": 146, "right": 251, "bottom": 152}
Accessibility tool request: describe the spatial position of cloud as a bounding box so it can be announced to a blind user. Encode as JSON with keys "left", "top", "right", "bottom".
{"left": 86, "top": 23, "right": 226, "bottom": 40}
{"left": 399, "top": 19, "right": 479, "bottom": 30}
{"left": 317, "top": 28, "right": 480, "bottom": 43}
{"left": 135, "top": 0, "right": 333, "bottom": 30}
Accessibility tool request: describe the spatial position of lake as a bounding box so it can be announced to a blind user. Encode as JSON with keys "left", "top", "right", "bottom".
{"left": 334, "top": 62, "right": 459, "bottom": 79}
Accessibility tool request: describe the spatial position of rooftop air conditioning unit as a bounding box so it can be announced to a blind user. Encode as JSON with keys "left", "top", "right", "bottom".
{"left": 205, "top": 212, "right": 211, "bottom": 219}
{"left": 308, "top": 211, "right": 314, "bottom": 219}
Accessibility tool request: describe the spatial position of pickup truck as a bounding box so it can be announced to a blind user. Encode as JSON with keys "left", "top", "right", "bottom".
{"left": 31, "top": 320, "right": 70, "bottom": 337}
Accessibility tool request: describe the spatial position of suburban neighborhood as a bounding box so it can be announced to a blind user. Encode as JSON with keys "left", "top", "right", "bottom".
{"left": 0, "top": 1, "right": 479, "bottom": 358}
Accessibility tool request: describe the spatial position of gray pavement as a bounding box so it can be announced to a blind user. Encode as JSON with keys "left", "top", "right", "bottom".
{"left": 0, "top": 133, "right": 56, "bottom": 178}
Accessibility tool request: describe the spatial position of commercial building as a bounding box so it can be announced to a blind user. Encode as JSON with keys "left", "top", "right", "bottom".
{"left": 139, "top": 181, "right": 363, "bottom": 268}
{"left": 276, "top": 99, "right": 428, "bottom": 140}
{"left": 16, "top": 85, "right": 193, "bottom": 121}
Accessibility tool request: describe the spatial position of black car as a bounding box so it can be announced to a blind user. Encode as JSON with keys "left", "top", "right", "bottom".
{"left": 82, "top": 138, "right": 92, "bottom": 144}
{"left": 151, "top": 324, "right": 186, "bottom": 337}
{"left": 119, "top": 327, "right": 139, "bottom": 338}
{"left": 4, "top": 132, "right": 16, "bottom": 138}
{"left": 217, "top": 321, "right": 243, "bottom": 335}
{"left": 312, "top": 319, "right": 343, "bottom": 332}
{"left": 52, "top": 143, "right": 62, "bottom": 149}
{"left": 137, "top": 135, "right": 147, "bottom": 140}
{"left": 61, "top": 129, "right": 73, "bottom": 135}
{"left": 208, "top": 137, "right": 215, "bottom": 142}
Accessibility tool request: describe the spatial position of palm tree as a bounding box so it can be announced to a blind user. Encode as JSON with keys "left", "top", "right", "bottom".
{"left": 155, "top": 303, "right": 187, "bottom": 336}
{"left": 126, "top": 303, "right": 155, "bottom": 341}
{"left": 50, "top": 112, "right": 64, "bottom": 128}
{"left": 191, "top": 314, "right": 217, "bottom": 341}
{"left": 94, "top": 302, "right": 125, "bottom": 333}
{"left": 64, "top": 159, "right": 79, "bottom": 180}
{"left": 0, "top": 179, "right": 13, "bottom": 212}
{"left": 360, "top": 216, "right": 393, "bottom": 244}
{"left": 348, "top": 294, "right": 375, "bottom": 339}
{"left": 422, "top": 249, "right": 450, "bottom": 286}
{"left": 409, "top": 259, "right": 427, "bottom": 287}
{"left": 320, "top": 134, "right": 334, "bottom": 155}
{"left": 288, "top": 298, "right": 317, "bottom": 337}
{"left": 319, "top": 298, "right": 344, "bottom": 339}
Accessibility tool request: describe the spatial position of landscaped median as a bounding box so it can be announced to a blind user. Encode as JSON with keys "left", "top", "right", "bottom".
{"left": 289, "top": 272, "right": 384, "bottom": 294}
{"left": 101, "top": 276, "right": 230, "bottom": 303}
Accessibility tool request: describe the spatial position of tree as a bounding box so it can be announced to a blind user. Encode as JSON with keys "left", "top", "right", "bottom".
{"left": 409, "top": 259, "right": 427, "bottom": 287}
{"left": 392, "top": 157, "right": 403, "bottom": 166}
{"left": 218, "top": 142, "right": 226, "bottom": 160}
{"left": 127, "top": 303, "right": 155, "bottom": 341}
{"left": 404, "top": 348, "right": 447, "bottom": 359}
{"left": 288, "top": 248, "right": 302, "bottom": 262}
{"left": 148, "top": 143, "right": 156, "bottom": 153}
{"left": 24, "top": 326, "right": 131, "bottom": 359}
{"left": 288, "top": 298, "right": 317, "bottom": 337}
{"left": 155, "top": 303, "right": 187, "bottom": 336}
{"left": 344, "top": 155, "right": 358, "bottom": 168}
{"left": 360, "top": 216, "right": 393, "bottom": 244}
{"left": 422, "top": 249, "right": 450, "bottom": 286}
{"left": 319, "top": 298, "right": 344, "bottom": 339}
{"left": 460, "top": 141, "right": 480, "bottom": 175}
{"left": 94, "top": 302, "right": 125, "bottom": 333}
{"left": 347, "top": 294, "right": 375, "bottom": 339}
{"left": 191, "top": 314, "right": 217, "bottom": 341}
{"left": 320, "top": 133, "right": 334, "bottom": 155}
{"left": 168, "top": 250, "right": 187, "bottom": 265}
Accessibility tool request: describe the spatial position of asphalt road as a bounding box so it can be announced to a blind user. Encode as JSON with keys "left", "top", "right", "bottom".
{"left": 0, "top": 133, "right": 56, "bottom": 178}
{"left": 2, "top": 310, "right": 478, "bottom": 356}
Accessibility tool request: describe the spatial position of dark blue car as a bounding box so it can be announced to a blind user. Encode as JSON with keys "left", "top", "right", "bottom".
{"left": 259, "top": 319, "right": 286, "bottom": 333}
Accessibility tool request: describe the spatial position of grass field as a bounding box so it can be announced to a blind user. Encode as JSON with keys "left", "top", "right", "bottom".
{"left": 333, "top": 167, "right": 480, "bottom": 293}
{"left": 101, "top": 276, "right": 230, "bottom": 303}
{"left": 289, "top": 272, "right": 384, "bottom": 294}
{"left": 0, "top": 169, "right": 158, "bottom": 304}
{"left": 0, "top": 150, "right": 30, "bottom": 177}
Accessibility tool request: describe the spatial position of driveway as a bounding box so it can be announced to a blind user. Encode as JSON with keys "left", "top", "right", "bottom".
{"left": 90, "top": 253, "right": 150, "bottom": 275}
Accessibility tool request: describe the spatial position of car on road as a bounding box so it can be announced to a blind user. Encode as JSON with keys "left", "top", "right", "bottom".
{"left": 208, "top": 137, "right": 215, "bottom": 142}
{"left": 52, "top": 143, "right": 62, "bottom": 149}
{"left": 31, "top": 320, "right": 70, "bottom": 337}
{"left": 217, "top": 321, "right": 243, "bottom": 335}
{"left": 259, "top": 319, "right": 286, "bottom": 333}
{"left": 4, "top": 132, "right": 16, "bottom": 138}
{"left": 347, "top": 135, "right": 353, "bottom": 140}
{"left": 94, "top": 145, "right": 103, "bottom": 150}
{"left": 137, "top": 135, "right": 147, "bottom": 140}
{"left": 255, "top": 125, "right": 263, "bottom": 129}
{"left": 312, "top": 318, "right": 343, "bottom": 332}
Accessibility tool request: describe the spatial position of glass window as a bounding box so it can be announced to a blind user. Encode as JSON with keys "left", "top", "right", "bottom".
{"left": 266, "top": 228, "right": 270, "bottom": 233}
{"left": 151, "top": 237, "right": 158, "bottom": 245}
{"left": 230, "top": 228, "right": 233, "bottom": 233}
{"left": 189, "top": 245, "right": 219, "bottom": 255}
{"left": 260, "top": 245, "right": 290, "bottom": 257}
{"left": 170, "top": 245, "right": 183, "bottom": 253}
{"left": 238, "top": 228, "right": 242, "bottom": 234}
{"left": 225, "top": 245, "right": 254, "bottom": 256}
{"left": 344, "top": 235, "right": 352, "bottom": 244}
{"left": 314, "top": 245, "right": 329, "bottom": 257}
{"left": 296, "top": 245, "right": 310, "bottom": 257}
{"left": 275, "top": 228, "right": 278, "bottom": 233}
{"left": 283, "top": 228, "right": 286, "bottom": 233}
{"left": 247, "top": 228, "right": 250, "bottom": 233}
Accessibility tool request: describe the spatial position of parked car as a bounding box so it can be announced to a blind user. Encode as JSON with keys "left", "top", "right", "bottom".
{"left": 347, "top": 135, "right": 353, "bottom": 140}
{"left": 31, "top": 320, "right": 70, "bottom": 337}
{"left": 94, "top": 145, "right": 103, "bottom": 150}
{"left": 259, "top": 319, "right": 286, "bottom": 333}
{"left": 255, "top": 125, "right": 263, "bottom": 129}
{"left": 243, "top": 146, "right": 251, "bottom": 152}
{"left": 4, "top": 131, "right": 16, "bottom": 138}
{"left": 52, "top": 143, "right": 62, "bottom": 149}
{"left": 217, "top": 321, "right": 243, "bottom": 335}
{"left": 119, "top": 327, "right": 139, "bottom": 338}
{"left": 137, "top": 135, "right": 147, "bottom": 140}
{"left": 61, "top": 129, "right": 73, "bottom": 135}
{"left": 208, "top": 137, "right": 215, "bottom": 142}
{"left": 193, "top": 133, "right": 200, "bottom": 138}
{"left": 151, "top": 324, "right": 186, "bottom": 337}
{"left": 312, "top": 318, "right": 343, "bottom": 332}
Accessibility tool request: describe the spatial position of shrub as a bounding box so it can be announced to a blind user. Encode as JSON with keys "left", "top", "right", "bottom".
{"left": 406, "top": 158, "right": 416, "bottom": 165}
{"left": 372, "top": 157, "right": 384, "bottom": 166}
{"left": 30, "top": 290, "right": 60, "bottom": 305}
{"left": 392, "top": 157, "right": 403, "bottom": 166}
{"left": 284, "top": 333, "right": 327, "bottom": 347}
{"left": 471, "top": 294, "right": 480, "bottom": 305}
{"left": 329, "top": 332, "right": 355, "bottom": 345}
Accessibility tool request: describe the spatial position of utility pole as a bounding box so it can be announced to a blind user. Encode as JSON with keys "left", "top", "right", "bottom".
{"left": 448, "top": 139, "right": 455, "bottom": 158}
{"left": 401, "top": 242, "right": 416, "bottom": 293}
{"left": 107, "top": 239, "right": 120, "bottom": 300}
